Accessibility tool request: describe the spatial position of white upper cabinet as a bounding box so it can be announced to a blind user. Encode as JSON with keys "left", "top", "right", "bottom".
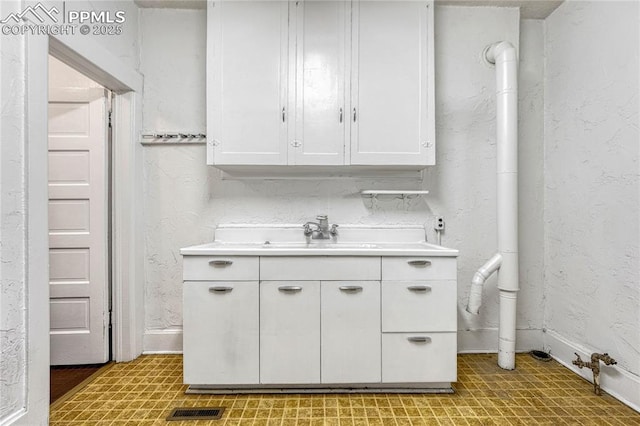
{"left": 292, "top": 1, "right": 349, "bottom": 165}
{"left": 350, "top": 1, "right": 435, "bottom": 166}
{"left": 206, "top": 1, "right": 435, "bottom": 169}
{"left": 207, "top": 1, "right": 289, "bottom": 165}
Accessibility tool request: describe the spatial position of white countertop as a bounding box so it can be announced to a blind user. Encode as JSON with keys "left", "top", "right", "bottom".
{"left": 180, "top": 225, "right": 459, "bottom": 257}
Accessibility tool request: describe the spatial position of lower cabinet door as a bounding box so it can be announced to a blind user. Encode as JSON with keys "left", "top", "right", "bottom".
{"left": 183, "top": 281, "right": 259, "bottom": 385}
{"left": 260, "top": 281, "right": 321, "bottom": 384}
{"left": 382, "top": 333, "right": 457, "bottom": 383}
{"left": 321, "top": 281, "right": 381, "bottom": 384}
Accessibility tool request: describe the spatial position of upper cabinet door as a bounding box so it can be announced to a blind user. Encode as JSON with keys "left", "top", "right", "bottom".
{"left": 350, "top": 1, "right": 435, "bottom": 166}
{"left": 291, "top": 1, "right": 349, "bottom": 166}
{"left": 207, "top": 1, "right": 289, "bottom": 165}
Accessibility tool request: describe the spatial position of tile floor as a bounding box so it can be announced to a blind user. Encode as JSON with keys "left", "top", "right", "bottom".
{"left": 49, "top": 354, "right": 640, "bottom": 425}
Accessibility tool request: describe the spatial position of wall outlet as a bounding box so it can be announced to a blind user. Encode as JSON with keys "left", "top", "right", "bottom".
{"left": 434, "top": 216, "right": 445, "bottom": 231}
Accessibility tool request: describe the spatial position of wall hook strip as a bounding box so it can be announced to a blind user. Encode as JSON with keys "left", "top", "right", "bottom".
{"left": 140, "top": 132, "right": 207, "bottom": 145}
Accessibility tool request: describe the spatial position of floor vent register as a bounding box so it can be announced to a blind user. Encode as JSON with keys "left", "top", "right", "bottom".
{"left": 166, "top": 407, "right": 225, "bottom": 421}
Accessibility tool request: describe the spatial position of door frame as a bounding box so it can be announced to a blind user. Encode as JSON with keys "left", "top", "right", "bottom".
{"left": 19, "top": 33, "right": 143, "bottom": 424}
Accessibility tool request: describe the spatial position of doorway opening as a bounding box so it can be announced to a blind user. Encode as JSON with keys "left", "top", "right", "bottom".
{"left": 47, "top": 55, "right": 114, "bottom": 403}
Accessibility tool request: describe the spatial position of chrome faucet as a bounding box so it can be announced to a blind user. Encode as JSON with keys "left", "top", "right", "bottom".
{"left": 303, "top": 215, "right": 339, "bottom": 240}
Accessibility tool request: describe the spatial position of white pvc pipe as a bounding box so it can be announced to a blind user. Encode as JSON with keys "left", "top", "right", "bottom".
{"left": 498, "top": 291, "right": 517, "bottom": 369}
{"left": 468, "top": 41, "right": 519, "bottom": 370}
{"left": 466, "top": 253, "right": 502, "bottom": 315}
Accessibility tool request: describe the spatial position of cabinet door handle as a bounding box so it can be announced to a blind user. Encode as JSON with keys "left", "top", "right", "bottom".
{"left": 209, "top": 260, "right": 233, "bottom": 267}
{"left": 282, "top": 107, "right": 286, "bottom": 123}
{"left": 339, "top": 285, "right": 363, "bottom": 293}
{"left": 408, "top": 259, "right": 431, "bottom": 267}
{"left": 407, "top": 336, "right": 431, "bottom": 343}
{"left": 209, "top": 286, "right": 233, "bottom": 293}
{"left": 352, "top": 107, "right": 357, "bottom": 122}
{"left": 408, "top": 285, "right": 432, "bottom": 292}
{"left": 278, "top": 286, "right": 302, "bottom": 293}
{"left": 339, "top": 107, "right": 343, "bottom": 123}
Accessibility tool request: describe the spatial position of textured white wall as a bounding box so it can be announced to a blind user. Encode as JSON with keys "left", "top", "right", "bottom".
{"left": 544, "top": 0, "right": 639, "bottom": 399}
{"left": 141, "top": 6, "right": 547, "bottom": 353}
{"left": 0, "top": 2, "right": 27, "bottom": 420}
{"left": 517, "top": 19, "right": 545, "bottom": 331}
{"left": 46, "top": 0, "right": 140, "bottom": 69}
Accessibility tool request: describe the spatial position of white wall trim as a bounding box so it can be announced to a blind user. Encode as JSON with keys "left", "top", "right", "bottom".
{"left": 458, "top": 328, "right": 543, "bottom": 353}
{"left": 544, "top": 329, "right": 640, "bottom": 412}
{"left": 0, "top": 409, "right": 26, "bottom": 426}
{"left": 112, "top": 91, "right": 145, "bottom": 362}
{"left": 13, "top": 32, "right": 52, "bottom": 426}
{"left": 143, "top": 328, "right": 184, "bottom": 354}
{"left": 49, "top": 35, "right": 143, "bottom": 93}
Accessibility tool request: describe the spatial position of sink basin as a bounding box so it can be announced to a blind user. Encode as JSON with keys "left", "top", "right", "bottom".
{"left": 181, "top": 241, "right": 457, "bottom": 256}
{"left": 179, "top": 225, "right": 459, "bottom": 257}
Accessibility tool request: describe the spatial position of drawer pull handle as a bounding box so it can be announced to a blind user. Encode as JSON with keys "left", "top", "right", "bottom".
{"left": 209, "top": 286, "right": 233, "bottom": 293}
{"left": 407, "top": 336, "right": 431, "bottom": 343}
{"left": 278, "top": 286, "right": 302, "bottom": 293}
{"left": 408, "top": 259, "right": 432, "bottom": 267}
{"left": 408, "top": 285, "right": 432, "bottom": 292}
{"left": 339, "top": 285, "right": 363, "bottom": 293}
{"left": 209, "top": 260, "right": 233, "bottom": 267}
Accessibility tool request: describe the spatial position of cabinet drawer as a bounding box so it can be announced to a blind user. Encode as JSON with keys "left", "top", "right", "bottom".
{"left": 382, "top": 257, "right": 456, "bottom": 280}
{"left": 260, "top": 256, "right": 380, "bottom": 281}
{"left": 382, "top": 280, "right": 456, "bottom": 332}
{"left": 382, "top": 333, "right": 457, "bottom": 383}
{"left": 183, "top": 256, "right": 259, "bottom": 281}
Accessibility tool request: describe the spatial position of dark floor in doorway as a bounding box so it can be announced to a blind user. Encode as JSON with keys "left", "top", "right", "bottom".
{"left": 50, "top": 364, "right": 106, "bottom": 404}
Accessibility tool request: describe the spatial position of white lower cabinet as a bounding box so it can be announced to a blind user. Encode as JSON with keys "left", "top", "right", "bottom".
{"left": 182, "top": 254, "right": 457, "bottom": 390}
{"left": 321, "top": 281, "right": 381, "bottom": 384}
{"left": 183, "top": 281, "right": 259, "bottom": 385}
{"left": 382, "top": 333, "right": 457, "bottom": 383}
{"left": 260, "top": 281, "right": 321, "bottom": 384}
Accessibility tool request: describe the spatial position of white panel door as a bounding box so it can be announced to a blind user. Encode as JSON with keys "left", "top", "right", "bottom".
{"left": 350, "top": 1, "right": 434, "bottom": 166}
{"left": 321, "top": 281, "right": 381, "bottom": 384}
{"left": 260, "top": 281, "right": 320, "bottom": 384}
{"left": 208, "top": 1, "right": 290, "bottom": 165}
{"left": 183, "top": 281, "right": 260, "bottom": 385}
{"left": 292, "top": 1, "right": 349, "bottom": 165}
{"left": 48, "top": 87, "right": 109, "bottom": 365}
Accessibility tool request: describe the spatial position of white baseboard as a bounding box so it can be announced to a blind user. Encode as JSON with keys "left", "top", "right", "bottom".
{"left": 544, "top": 329, "right": 640, "bottom": 412}
{"left": 143, "top": 328, "right": 183, "bottom": 354}
{"left": 458, "top": 328, "right": 543, "bottom": 353}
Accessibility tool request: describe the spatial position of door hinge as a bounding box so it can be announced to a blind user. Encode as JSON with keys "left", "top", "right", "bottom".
{"left": 108, "top": 110, "right": 112, "bottom": 129}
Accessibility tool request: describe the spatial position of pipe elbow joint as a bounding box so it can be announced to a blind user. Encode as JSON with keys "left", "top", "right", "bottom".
{"left": 485, "top": 41, "right": 516, "bottom": 64}
{"left": 466, "top": 271, "right": 486, "bottom": 315}
{"left": 466, "top": 253, "right": 502, "bottom": 315}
